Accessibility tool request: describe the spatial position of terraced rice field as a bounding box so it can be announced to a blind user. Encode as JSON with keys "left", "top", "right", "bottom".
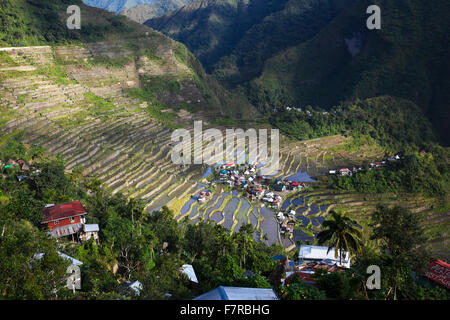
{"left": 3, "top": 46, "right": 445, "bottom": 257}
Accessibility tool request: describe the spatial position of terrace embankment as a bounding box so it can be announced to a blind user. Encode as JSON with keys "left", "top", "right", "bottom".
{"left": 3, "top": 45, "right": 446, "bottom": 259}
{"left": 0, "top": 42, "right": 385, "bottom": 218}
{"left": 0, "top": 42, "right": 218, "bottom": 211}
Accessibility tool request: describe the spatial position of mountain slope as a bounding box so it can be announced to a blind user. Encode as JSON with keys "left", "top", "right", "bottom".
{"left": 0, "top": 0, "right": 258, "bottom": 215}
{"left": 81, "top": 0, "right": 157, "bottom": 14}
{"left": 145, "top": 0, "right": 352, "bottom": 76}
{"left": 121, "top": 0, "right": 195, "bottom": 23}
{"left": 145, "top": 0, "right": 449, "bottom": 144}
{"left": 145, "top": 0, "right": 289, "bottom": 72}
{"left": 251, "top": 0, "right": 450, "bottom": 144}
{"left": 0, "top": 0, "right": 255, "bottom": 118}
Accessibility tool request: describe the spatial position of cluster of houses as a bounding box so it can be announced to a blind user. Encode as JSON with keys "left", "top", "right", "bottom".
{"left": 192, "top": 189, "right": 213, "bottom": 203}
{"left": 328, "top": 155, "right": 401, "bottom": 176}
{"left": 277, "top": 210, "right": 297, "bottom": 235}
{"left": 215, "top": 162, "right": 307, "bottom": 209}
{"left": 0, "top": 158, "right": 38, "bottom": 181}
{"left": 275, "top": 245, "right": 352, "bottom": 288}
{"left": 216, "top": 161, "right": 259, "bottom": 188}
{"left": 272, "top": 178, "right": 307, "bottom": 192}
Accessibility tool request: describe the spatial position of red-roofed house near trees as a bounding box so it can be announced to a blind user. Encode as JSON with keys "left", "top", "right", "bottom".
{"left": 41, "top": 200, "right": 87, "bottom": 240}
{"left": 425, "top": 260, "right": 450, "bottom": 289}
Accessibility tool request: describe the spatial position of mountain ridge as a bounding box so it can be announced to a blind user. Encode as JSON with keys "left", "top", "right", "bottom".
{"left": 145, "top": 0, "right": 450, "bottom": 145}
{"left": 121, "top": 0, "right": 196, "bottom": 23}
{"left": 82, "top": 0, "right": 157, "bottom": 14}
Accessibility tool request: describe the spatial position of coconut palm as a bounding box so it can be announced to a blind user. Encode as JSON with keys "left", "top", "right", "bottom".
{"left": 317, "top": 210, "right": 363, "bottom": 265}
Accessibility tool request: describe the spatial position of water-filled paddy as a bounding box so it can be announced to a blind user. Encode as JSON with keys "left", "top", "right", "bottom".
{"left": 260, "top": 206, "right": 276, "bottom": 218}
{"left": 281, "top": 198, "right": 291, "bottom": 211}
{"left": 308, "top": 204, "right": 319, "bottom": 216}
{"left": 288, "top": 170, "right": 316, "bottom": 182}
{"left": 205, "top": 192, "right": 229, "bottom": 217}
{"left": 291, "top": 197, "right": 304, "bottom": 207}
{"left": 293, "top": 229, "right": 314, "bottom": 244}
{"left": 223, "top": 197, "right": 240, "bottom": 229}
{"left": 259, "top": 217, "right": 279, "bottom": 246}
{"left": 202, "top": 167, "right": 212, "bottom": 178}
{"left": 189, "top": 204, "right": 199, "bottom": 219}
{"left": 180, "top": 198, "right": 196, "bottom": 216}
{"left": 210, "top": 212, "right": 223, "bottom": 224}
{"left": 234, "top": 199, "right": 251, "bottom": 232}
{"left": 296, "top": 215, "right": 310, "bottom": 227}
{"left": 311, "top": 217, "right": 325, "bottom": 227}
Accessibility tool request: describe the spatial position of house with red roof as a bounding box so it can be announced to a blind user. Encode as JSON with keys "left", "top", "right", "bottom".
{"left": 425, "top": 260, "right": 450, "bottom": 289}
{"left": 283, "top": 262, "right": 343, "bottom": 286}
{"left": 41, "top": 200, "right": 98, "bottom": 241}
{"left": 338, "top": 168, "right": 351, "bottom": 176}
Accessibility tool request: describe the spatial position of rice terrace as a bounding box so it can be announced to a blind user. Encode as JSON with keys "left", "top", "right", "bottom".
{"left": 0, "top": 0, "right": 448, "bottom": 302}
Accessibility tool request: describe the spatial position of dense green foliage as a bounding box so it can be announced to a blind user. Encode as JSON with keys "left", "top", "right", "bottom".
{"left": 0, "top": 141, "right": 283, "bottom": 299}
{"left": 252, "top": 0, "right": 450, "bottom": 144}
{"left": 310, "top": 206, "right": 446, "bottom": 300}
{"left": 0, "top": 0, "right": 136, "bottom": 46}
{"left": 0, "top": 220, "right": 72, "bottom": 299}
{"left": 329, "top": 145, "right": 450, "bottom": 197}
{"left": 317, "top": 210, "right": 363, "bottom": 264}
{"left": 270, "top": 96, "right": 438, "bottom": 152}
{"left": 147, "top": 0, "right": 350, "bottom": 78}
{"left": 281, "top": 273, "right": 327, "bottom": 300}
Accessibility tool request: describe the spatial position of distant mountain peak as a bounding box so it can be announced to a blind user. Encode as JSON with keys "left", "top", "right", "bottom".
{"left": 82, "top": 0, "right": 158, "bottom": 14}
{"left": 121, "top": 0, "right": 196, "bottom": 23}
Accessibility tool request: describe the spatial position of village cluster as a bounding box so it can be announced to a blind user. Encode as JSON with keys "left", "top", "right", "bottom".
{"left": 212, "top": 161, "right": 308, "bottom": 208}
{"left": 328, "top": 155, "right": 401, "bottom": 176}
{"left": 0, "top": 158, "right": 38, "bottom": 181}
{"left": 186, "top": 161, "right": 310, "bottom": 237}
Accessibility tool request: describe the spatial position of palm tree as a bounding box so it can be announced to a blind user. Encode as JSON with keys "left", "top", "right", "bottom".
{"left": 317, "top": 210, "right": 363, "bottom": 265}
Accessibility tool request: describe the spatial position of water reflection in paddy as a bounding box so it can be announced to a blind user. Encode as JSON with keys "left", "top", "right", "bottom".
{"left": 288, "top": 170, "right": 316, "bottom": 182}
{"left": 223, "top": 197, "right": 240, "bottom": 229}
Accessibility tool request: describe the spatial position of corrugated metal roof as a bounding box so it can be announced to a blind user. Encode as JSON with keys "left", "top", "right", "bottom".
{"left": 181, "top": 264, "right": 198, "bottom": 283}
{"left": 34, "top": 251, "right": 83, "bottom": 266}
{"left": 59, "top": 252, "right": 83, "bottom": 266}
{"left": 83, "top": 224, "right": 99, "bottom": 232}
{"left": 299, "top": 245, "right": 351, "bottom": 268}
{"left": 41, "top": 200, "right": 87, "bottom": 223}
{"left": 194, "top": 286, "right": 278, "bottom": 300}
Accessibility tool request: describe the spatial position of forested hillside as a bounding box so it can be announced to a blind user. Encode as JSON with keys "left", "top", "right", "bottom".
{"left": 145, "top": 0, "right": 351, "bottom": 75}
{"left": 251, "top": 0, "right": 450, "bottom": 144}
{"left": 146, "top": 0, "right": 352, "bottom": 77}
{"left": 146, "top": 0, "right": 449, "bottom": 145}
